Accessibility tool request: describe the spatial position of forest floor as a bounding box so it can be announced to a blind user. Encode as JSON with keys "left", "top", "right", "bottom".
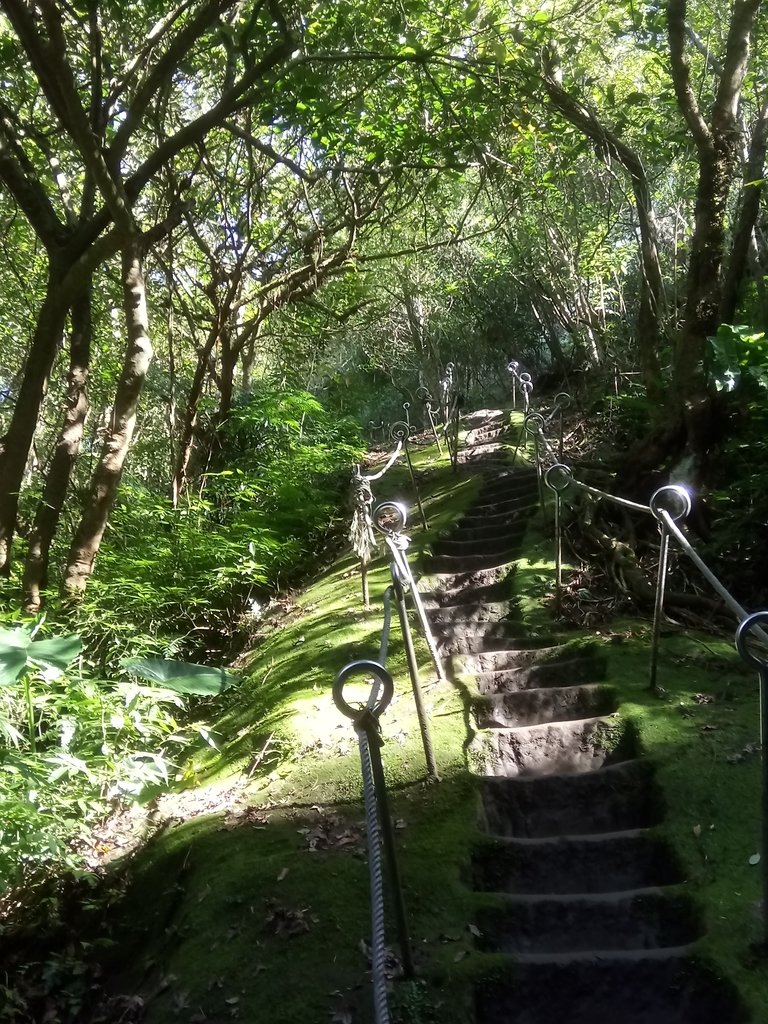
{"left": 8, "top": 409, "right": 768, "bottom": 1023}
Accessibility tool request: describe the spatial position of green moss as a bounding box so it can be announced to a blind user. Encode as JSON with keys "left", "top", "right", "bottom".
{"left": 98, "top": 442, "right": 486, "bottom": 1023}
{"left": 600, "top": 628, "right": 768, "bottom": 1015}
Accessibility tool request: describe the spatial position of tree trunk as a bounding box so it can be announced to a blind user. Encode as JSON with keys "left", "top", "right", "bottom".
{"left": 667, "top": 0, "right": 761, "bottom": 459}
{"left": 0, "top": 265, "right": 69, "bottom": 575}
{"left": 672, "top": 144, "right": 733, "bottom": 454}
{"left": 720, "top": 101, "right": 768, "bottom": 324}
{"left": 540, "top": 76, "right": 665, "bottom": 402}
{"left": 22, "top": 282, "right": 93, "bottom": 611}
{"left": 62, "top": 238, "right": 153, "bottom": 595}
{"left": 173, "top": 324, "right": 220, "bottom": 501}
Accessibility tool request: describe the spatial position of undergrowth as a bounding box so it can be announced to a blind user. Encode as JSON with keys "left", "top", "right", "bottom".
{"left": 0, "top": 385, "right": 363, "bottom": 898}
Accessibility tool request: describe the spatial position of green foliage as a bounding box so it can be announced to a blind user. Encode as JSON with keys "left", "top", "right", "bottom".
{"left": 707, "top": 324, "right": 768, "bottom": 393}
{"left": 0, "top": 625, "right": 81, "bottom": 686}
{"left": 65, "top": 384, "right": 363, "bottom": 670}
{"left": 0, "top": 616, "right": 219, "bottom": 891}
{"left": 121, "top": 656, "right": 237, "bottom": 696}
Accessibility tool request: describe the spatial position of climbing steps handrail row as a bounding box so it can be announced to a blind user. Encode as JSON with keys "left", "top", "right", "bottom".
{"left": 350, "top": 361, "right": 464, "bottom": 609}
{"left": 510, "top": 373, "right": 768, "bottom": 946}
{"left": 521, "top": 403, "right": 768, "bottom": 656}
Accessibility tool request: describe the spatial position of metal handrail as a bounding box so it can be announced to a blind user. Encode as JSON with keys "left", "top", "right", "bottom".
{"left": 390, "top": 421, "right": 428, "bottom": 529}
{"left": 735, "top": 612, "right": 768, "bottom": 946}
{"left": 372, "top": 500, "right": 445, "bottom": 685}
{"left": 351, "top": 445, "right": 404, "bottom": 610}
{"left": 522, "top": 383, "right": 768, "bottom": 669}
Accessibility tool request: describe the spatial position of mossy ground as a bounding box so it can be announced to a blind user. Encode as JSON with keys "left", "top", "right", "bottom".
{"left": 93, "top": 417, "right": 766, "bottom": 1022}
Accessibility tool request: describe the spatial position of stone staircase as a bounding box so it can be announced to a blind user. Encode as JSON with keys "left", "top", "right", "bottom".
{"left": 420, "top": 410, "right": 748, "bottom": 1024}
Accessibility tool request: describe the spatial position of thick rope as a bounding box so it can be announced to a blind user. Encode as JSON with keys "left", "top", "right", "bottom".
{"left": 357, "top": 724, "right": 390, "bottom": 1024}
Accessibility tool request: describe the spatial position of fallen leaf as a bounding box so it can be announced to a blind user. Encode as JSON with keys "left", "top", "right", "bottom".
{"left": 693, "top": 824, "right": 702, "bottom": 837}
{"left": 467, "top": 923, "right": 482, "bottom": 938}
{"left": 277, "top": 867, "right": 289, "bottom": 882}
{"left": 264, "top": 899, "right": 311, "bottom": 937}
{"left": 453, "top": 950, "right": 467, "bottom": 963}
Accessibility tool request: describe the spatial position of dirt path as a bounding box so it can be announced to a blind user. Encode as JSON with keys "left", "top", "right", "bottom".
{"left": 422, "top": 411, "right": 748, "bottom": 1024}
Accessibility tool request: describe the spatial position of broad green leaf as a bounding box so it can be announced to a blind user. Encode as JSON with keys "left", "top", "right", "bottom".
{"left": 120, "top": 657, "right": 237, "bottom": 696}
{"left": 0, "top": 627, "right": 30, "bottom": 686}
{"left": 28, "top": 634, "right": 82, "bottom": 671}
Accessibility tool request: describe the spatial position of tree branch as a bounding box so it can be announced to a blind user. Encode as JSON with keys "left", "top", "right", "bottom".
{"left": 712, "top": 0, "right": 761, "bottom": 137}
{"left": 667, "top": 0, "right": 714, "bottom": 154}
{"left": 0, "top": 107, "right": 64, "bottom": 247}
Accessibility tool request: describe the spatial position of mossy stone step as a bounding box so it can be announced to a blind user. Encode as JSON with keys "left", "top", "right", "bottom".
{"left": 472, "top": 831, "right": 685, "bottom": 895}
{"left": 474, "top": 957, "right": 750, "bottom": 1024}
{"left": 480, "top": 759, "right": 664, "bottom": 838}
{"left": 426, "top": 600, "right": 519, "bottom": 626}
{"left": 472, "top": 682, "right": 618, "bottom": 729}
{"left": 471, "top": 655, "right": 608, "bottom": 694}
{"left": 475, "top": 890, "right": 703, "bottom": 955}
{"left": 470, "top": 715, "right": 637, "bottom": 779}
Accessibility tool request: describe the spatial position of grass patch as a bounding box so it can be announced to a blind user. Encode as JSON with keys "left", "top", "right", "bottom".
{"left": 91, "top": 441, "right": 488, "bottom": 1024}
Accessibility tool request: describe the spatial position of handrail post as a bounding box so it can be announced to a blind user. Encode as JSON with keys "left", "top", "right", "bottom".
{"left": 390, "top": 422, "right": 427, "bottom": 530}
{"left": 554, "top": 392, "right": 571, "bottom": 461}
{"left": 373, "top": 501, "right": 445, "bottom": 682}
{"left": 507, "top": 360, "right": 520, "bottom": 410}
{"left": 391, "top": 560, "right": 439, "bottom": 781}
{"left": 439, "top": 362, "right": 455, "bottom": 465}
{"left": 520, "top": 372, "right": 532, "bottom": 415}
{"left": 736, "top": 611, "right": 768, "bottom": 949}
{"left": 544, "top": 464, "right": 573, "bottom": 617}
{"left": 416, "top": 386, "right": 443, "bottom": 455}
{"left": 523, "top": 413, "right": 545, "bottom": 506}
{"left": 648, "top": 486, "right": 692, "bottom": 692}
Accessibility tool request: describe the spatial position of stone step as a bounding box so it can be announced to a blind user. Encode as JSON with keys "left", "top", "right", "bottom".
{"left": 470, "top": 715, "right": 638, "bottom": 779}
{"left": 476, "top": 477, "right": 538, "bottom": 502}
{"left": 446, "top": 521, "right": 524, "bottom": 543}
{"left": 480, "top": 759, "right": 664, "bottom": 838}
{"left": 422, "top": 551, "right": 517, "bottom": 574}
{"left": 476, "top": 890, "right": 703, "bottom": 956}
{"left": 457, "top": 640, "right": 600, "bottom": 674}
{"left": 460, "top": 409, "right": 506, "bottom": 429}
{"left": 446, "top": 633, "right": 560, "bottom": 656}
{"left": 431, "top": 532, "right": 526, "bottom": 559}
{"left": 474, "top": 956, "right": 748, "bottom": 1024}
{"left": 438, "top": 626, "right": 532, "bottom": 656}
{"left": 473, "top": 683, "right": 617, "bottom": 729}
{"left": 457, "top": 504, "right": 537, "bottom": 527}
{"left": 472, "top": 655, "right": 608, "bottom": 694}
{"left": 472, "top": 831, "right": 685, "bottom": 895}
{"left": 426, "top": 600, "right": 518, "bottom": 626}
{"left": 420, "top": 566, "right": 513, "bottom": 605}
{"left": 460, "top": 492, "right": 538, "bottom": 515}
